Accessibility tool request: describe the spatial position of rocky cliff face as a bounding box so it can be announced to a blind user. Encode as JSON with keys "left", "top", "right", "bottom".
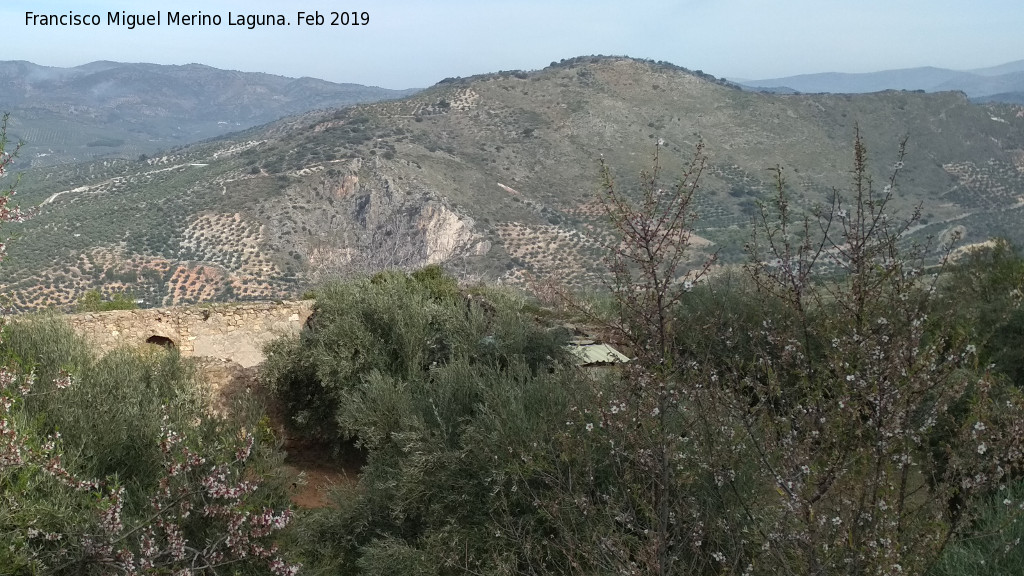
{"left": 267, "top": 156, "right": 482, "bottom": 280}
{"left": 418, "top": 202, "right": 478, "bottom": 264}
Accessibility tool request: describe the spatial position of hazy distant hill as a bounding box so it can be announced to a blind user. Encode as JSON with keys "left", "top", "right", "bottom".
{"left": 741, "top": 60, "right": 1024, "bottom": 102}
{"left": 3, "top": 56, "right": 1023, "bottom": 311}
{"left": 0, "top": 60, "right": 418, "bottom": 165}
{"left": 968, "top": 60, "right": 1024, "bottom": 76}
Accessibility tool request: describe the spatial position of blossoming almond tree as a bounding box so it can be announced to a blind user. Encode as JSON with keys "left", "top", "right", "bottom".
{"left": 0, "top": 114, "right": 28, "bottom": 268}
{"left": 501, "top": 142, "right": 722, "bottom": 576}
{"left": 727, "top": 127, "right": 1024, "bottom": 575}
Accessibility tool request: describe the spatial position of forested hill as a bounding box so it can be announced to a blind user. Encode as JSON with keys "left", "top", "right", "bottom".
{"left": 0, "top": 60, "right": 418, "bottom": 166}
{"left": 3, "top": 55, "right": 1023, "bottom": 310}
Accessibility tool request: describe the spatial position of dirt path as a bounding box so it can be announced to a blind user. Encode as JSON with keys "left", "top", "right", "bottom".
{"left": 281, "top": 440, "right": 363, "bottom": 508}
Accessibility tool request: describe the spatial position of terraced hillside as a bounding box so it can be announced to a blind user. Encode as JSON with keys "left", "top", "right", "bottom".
{"left": 3, "top": 56, "right": 1023, "bottom": 310}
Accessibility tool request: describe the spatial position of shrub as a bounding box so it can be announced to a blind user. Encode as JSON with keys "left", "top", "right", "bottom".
{"left": 507, "top": 133, "right": 1024, "bottom": 575}
{"left": 263, "top": 267, "right": 567, "bottom": 446}
{"left": 76, "top": 289, "right": 138, "bottom": 312}
{"left": 935, "top": 238, "right": 1024, "bottom": 387}
{"left": 4, "top": 317, "right": 203, "bottom": 487}
{"left": 280, "top": 357, "right": 585, "bottom": 575}
{"left": 0, "top": 315, "right": 297, "bottom": 574}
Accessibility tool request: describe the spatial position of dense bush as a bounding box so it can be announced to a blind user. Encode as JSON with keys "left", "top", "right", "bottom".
{"left": 3, "top": 317, "right": 198, "bottom": 489}
{"left": 263, "top": 267, "right": 568, "bottom": 446}
{"left": 281, "top": 358, "right": 587, "bottom": 574}
{"left": 76, "top": 289, "right": 139, "bottom": 312}
{"left": 0, "top": 316, "right": 296, "bottom": 574}
{"left": 934, "top": 238, "right": 1024, "bottom": 387}
{"left": 264, "top": 267, "right": 592, "bottom": 572}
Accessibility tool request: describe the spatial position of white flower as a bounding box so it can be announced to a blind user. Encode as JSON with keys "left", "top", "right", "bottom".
{"left": 586, "top": 423, "right": 594, "bottom": 432}
{"left": 977, "top": 443, "right": 988, "bottom": 455}
{"left": 711, "top": 552, "right": 726, "bottom": 563}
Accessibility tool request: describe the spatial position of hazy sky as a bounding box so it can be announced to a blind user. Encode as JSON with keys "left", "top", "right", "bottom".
{"left": 4, "top": 1, "right": 1022, "bottom": 88}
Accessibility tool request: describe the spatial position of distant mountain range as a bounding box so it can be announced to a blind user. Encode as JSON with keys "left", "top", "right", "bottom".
{"left": 738, "top": 60, "right": 1024, "bottom": 104}
{"left": 0, "top": 60, "right": 419, "bottom": 165}
{"left": 4, "top": 56, "right": 1023, "bottom": 311}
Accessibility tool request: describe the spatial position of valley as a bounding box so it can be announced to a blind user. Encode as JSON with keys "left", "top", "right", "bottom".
{"left": 0, "top": 60, "right": 418, "bottom": 166}
{"left": 1, "top": 55, "right": 1023, "bottom": 311}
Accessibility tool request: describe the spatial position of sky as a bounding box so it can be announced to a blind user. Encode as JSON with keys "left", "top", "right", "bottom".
{"left": 3, "top": 0, "right": 1022, "bottom": 89}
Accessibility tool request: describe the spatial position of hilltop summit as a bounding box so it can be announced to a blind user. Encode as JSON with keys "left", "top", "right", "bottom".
{"left": 4, "top": 56, "right": 1023, "bottom": 310}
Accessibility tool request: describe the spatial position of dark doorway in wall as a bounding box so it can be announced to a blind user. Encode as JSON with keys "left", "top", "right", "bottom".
{"left": 145, "top": 335, "right": 176, "bottom": 349}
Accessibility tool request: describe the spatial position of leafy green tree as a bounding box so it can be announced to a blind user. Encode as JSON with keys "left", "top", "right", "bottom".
{"left": 935, "top": 238, "right": 1024, "bottom": 386}
{"left": 266, "top": 268, "right": 575, "bottom": 573}
{"left": 264, "top": 268, "right": 566, "bottom": 446}
{"left": 76, "top": 289, "right": 139, "bottom": 312}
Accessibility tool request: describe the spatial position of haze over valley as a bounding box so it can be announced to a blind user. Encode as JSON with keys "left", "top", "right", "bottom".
{"left": 0, "top": 60, "right": 418, "bottom": 166}
{"left": 739, "top": 60, "right": 1024, "bottom": 104}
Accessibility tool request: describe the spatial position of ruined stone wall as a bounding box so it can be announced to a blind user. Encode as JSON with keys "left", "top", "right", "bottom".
{"left": 63, "top": 300, "right": 314, "bottom": 368}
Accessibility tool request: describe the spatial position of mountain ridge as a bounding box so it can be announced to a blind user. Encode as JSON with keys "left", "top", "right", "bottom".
{"left": 0, "top": 60, "right": 420, "bottom": 166}
{"left": 740, "top": 59, "right": 1024, "bottom": 101}
{"left": 2, "top": 55, "right": 1023, "bottom": 311}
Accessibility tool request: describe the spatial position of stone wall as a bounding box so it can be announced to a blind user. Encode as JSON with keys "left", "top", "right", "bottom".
{"left": 64, "top": 300, "right": 315, "bottom": 368}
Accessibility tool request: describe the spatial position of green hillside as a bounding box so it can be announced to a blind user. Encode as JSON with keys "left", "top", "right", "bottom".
{"left": 2, "top": 56, "right": 1023, "bottom": 310}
